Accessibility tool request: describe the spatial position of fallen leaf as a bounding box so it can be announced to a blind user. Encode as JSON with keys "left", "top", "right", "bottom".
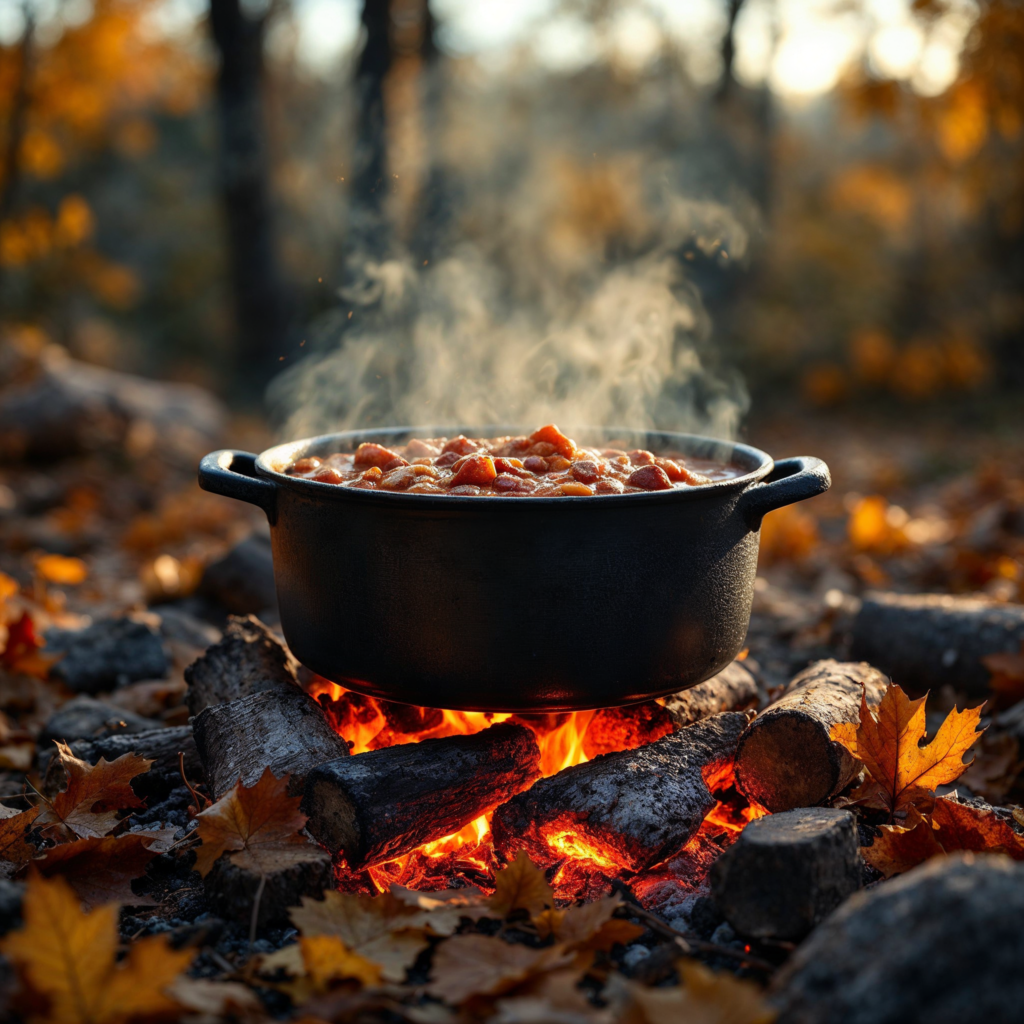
{"left": 194, "top": 767, "right": 327, "bottom": 876}
{"left": 291, "top": 889, "right": 430, "bottom": 982}
{"left": 33, "top": 833, "right": 163, "bottom": 908}
{"left": 1, "top": 873, "right": 192, "bottom": 1024}
{"left": 36, "top": 554, "right": 89, "bottom": 586}
{"left": 613, "top": 960, "right": 775, "bottom": 1024}
{"left": 861, "top": 807, "right": 944, "bottom": 879}
{"left": 984, "top": 643, "right": 1024, "bottom": 707}
{"left": 830, "top": 684, "right": 984, "bottom": 815}
{"left": 494, "top": 966, "right": 607, "bottom": 1023}
{"left": 1, "top": 612, "right": 59, "bottom": 679}
{"left": 490, "top": 850, "right": 555, "bottom": 918}
{"left": 0, "top": 711, "right": 35, "bottom": 771}
{"left": 390, "top": 883, "right": 490, "bottom": 935}
{"left": 35, "top": 741, "right": 151, "bottom": 842}
{"left": 165, "top": 977, "right": 262, "bottom": 1016}
{"left": 0, "top": 806, "right": 40, "bottom": 866}
{"left": 428, "top": 934, "right": 575, "bottom": 1005}
{"left": 958, "top": 731, "right": 1021, "bottom": 803}
{"left": 535, "top": 895, "right": 643, "bottom": 952}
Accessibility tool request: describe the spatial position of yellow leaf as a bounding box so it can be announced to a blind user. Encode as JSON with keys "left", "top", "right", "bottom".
{"left": 194, "top": 767, "right": 327, "bottom": 876}
{"left": 0, "top": 873, "right": 192, "bottom": 1024}
{"left": 36, "top": 554, "right": 89, "bottom": 586}
{"left": 36, "top": 742, "right": 151, "bottom": 841}
{"left": 428, "top": 934, "right": 574, "bottom": 1005}
{"left": 299, "top": 934, "right": 382, "bottom": 988}
{"left": 490, "top": 850, "right": 555, "bottom": 918}
{"left": 830, "top": 684, "right": 984, "bottom": 814}
{"left": 290, "top": 889, "right": 429, "bottom": 982}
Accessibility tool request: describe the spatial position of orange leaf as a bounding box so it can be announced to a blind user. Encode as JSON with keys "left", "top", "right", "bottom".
{"left": 830, "top": 684, "right": 984, "bottom": 814}
{"left": 0, "top": 873, "right": 192, "bottom": 1024}
{"left": 36, "top": 554, "right": 89, "bottom": 586}
{"left": 194, "top": 767, "right": 327, "bottom": 876}
{"left": 0, "top": 806, "right": 40, "bottom": 866}
{"left": 489, "top": 850, "right": 555, "bottom": 918}
{"left": 36, "top": 741, "right": 151, "bottom": 842}
{"left": 34, "top": 833, "right": 163, "bottom": 908}
{"left": 861, "top": 807, "right": 943, "bottom": 878}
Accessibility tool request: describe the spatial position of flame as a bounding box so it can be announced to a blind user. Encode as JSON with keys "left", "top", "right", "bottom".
{"left": 310, "top": 677, "right": 763, "bottom": 899}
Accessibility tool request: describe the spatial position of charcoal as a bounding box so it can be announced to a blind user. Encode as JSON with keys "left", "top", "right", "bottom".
{"left": 45, "top": 616, "right": 169, "bottom": 694}
{"left": 199, "top": 533, "right": 277, "bottom": 618}
{"left": 39, "top": 695, "right": 158, "bottom": 747}
{"left": 852, "top": 591, "right": 1024, "bottom": 697}
{"left": 771, "top": 854, "right": 1024, "bottom": 1024}
{"left": 711, "top": 808, "right": 861, "bottom": 940}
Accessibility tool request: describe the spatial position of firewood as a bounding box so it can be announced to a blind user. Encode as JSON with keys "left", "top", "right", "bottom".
{"left": 734, "top": 660, "right": 887, "bottom": 813}
{"left": 710, "top": 808, "right": 861, "bottom": 940}
{"left": 583, "top": 662, "right": 759, "bottom": 758}
{"left": 184, "top": 614, "right": 299, "bottom": 716}
{"left": 192, "top": 687, "right": 349, "bottom": 799}
{"left": 770, "top": 854, "right": 1024, "bottom": 1024}
{"left": 302, "top": 723, "right": 541, "bottom": 868}
{"left": 492, "top": 713, "right": 747, "bottom": 874}
{"left": 662, "top": 661, "right": 760, "bottom": 728}
{"left": 851, "top": 591, "right": 1024, "bottom": 697}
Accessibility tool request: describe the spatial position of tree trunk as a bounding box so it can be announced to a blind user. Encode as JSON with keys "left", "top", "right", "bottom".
{"left": 208, "top": 0, "right": 290, "bottom": 395}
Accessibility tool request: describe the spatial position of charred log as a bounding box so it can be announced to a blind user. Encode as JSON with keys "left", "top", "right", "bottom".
{"left": 185, "top": 615, "right": 299, "bottom": 717}
{"left": 302, "top": 723, "right": 541, "bottom": 868}
{"left": 734, "top": 660, "right": 887, "bottom": 813}
{"left": 492, "top": 713, "right": 747, "bottom": 874}
{"left": 192, "top": 687, "right": 349, "bottom": 799}
{"left": 851, "top": 591, "right": 1024, "bottom": 697}
{"left": 662, "top": 661, "right": 760, "bottom": 728}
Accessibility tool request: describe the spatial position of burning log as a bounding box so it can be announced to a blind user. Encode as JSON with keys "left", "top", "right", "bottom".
{"left": 491, "top": 713, "right": 747, "bottom": 874}
{"left": 185, "top": 615, "right": 299, "bottom": 716}
{"left": 192, "top": 687, "right": 349, "bottom": 799}
{"left": 583, "top": 661, "right": 759, "bottom": 758}
{"left": 710, "top": 808, "right": 861, "bottom": 940}
{"left": 301, "top": 723, "right": 541, "bottom": 868}
{"left": 770, "top": 855, "right": 1024, "bottom": 1024}
{"left": 734, "top": 660, "right": 887, "bottom": 813}
{"left": 852, "top": 592, "right": 1024, "bottom": 697}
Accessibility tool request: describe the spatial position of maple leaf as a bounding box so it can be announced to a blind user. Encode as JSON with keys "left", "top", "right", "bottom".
{"left": 194, "top": 767, "right": 328, "bottom": 876}
{"left": 535, "top": 895, "right": 644, "bottom": 952}
{"left": 611, "top": 961, "right": 775, "bottom": 1024}
{"left": 0, "top": 873, "right": 193, "bottom": 1024}
{"left": 1, "top": 611, "right": 59, "bottom": 679}
{"left": 427, "top": 934, "right": 575, "bottom": 1006}
{"left": 389, "top": 883, "right": 490, "bottom": 935}
{"left": 860, "top": 807, "right": 944, "bottom": 878}
{"left": 830, "top": 684, "right": 984, "bottom": 815}
{"left": 34, "top": 833, "right": 164, "bottom": 908}
{"left": 0, "top": 806, "right": 40, "bottom": 867}
{"left": 263, "top": 935, "right": 382, "bottom": 1003}
{"left": 35, "top": 741, "right": 151, "bottom": 842}
{"left": 489, "top": 850, "right": 555, "bottom": 918}
{"left": 290, "top": 889, "right": 430, "bottom": 982}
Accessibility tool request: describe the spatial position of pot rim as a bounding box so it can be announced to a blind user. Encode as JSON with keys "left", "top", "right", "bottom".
{"left": 253, "top": 425, "right": 775, "bottom": 508}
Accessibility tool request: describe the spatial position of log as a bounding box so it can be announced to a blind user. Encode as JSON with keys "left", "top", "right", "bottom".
{"left": 770, "top": 854, "right": 1024, "bottom": 1024}
{"left": 492, "top": 713, "right": 747, "bottom": 874}
{"left": 851, "top": 591, "right": 1024, "bottom": 697}
{"left": 185, "top": 614, "right": 299, "bottom": 717}
{"left": 302, "top": 723, "right": 541, "bottom": 868}
{"left": 734, "top": 660, "right": 888, "bottom": 813}
{"left": 710, "top": 808, "right": 861, "bottom": 940}
{"left": 45, "top": 616, "right": 169, "bottom": 694}
{"left": 192, "top": 687, "right": 349, "bottom": 799}
{"left": 583, "top": 661, "right": 759, "bottom": 758}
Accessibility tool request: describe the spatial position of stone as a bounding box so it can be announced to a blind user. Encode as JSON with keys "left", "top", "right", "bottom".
{"left": 39, "top": 695, "right": 158, "bottom": 747}
{"left": 199, "top": 533, "right": 277, "bottom": 618}
{"left": 711, "top": 808, "right": 861, "bottom": 940}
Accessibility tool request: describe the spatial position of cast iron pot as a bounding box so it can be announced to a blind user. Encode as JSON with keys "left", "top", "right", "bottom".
{"left": 198, "top": 427, "right": 829, "bottom": 711}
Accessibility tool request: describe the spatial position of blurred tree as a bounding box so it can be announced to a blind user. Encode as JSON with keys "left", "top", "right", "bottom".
{"left": 209, "top": 0, "right": 293, "bottom": 396}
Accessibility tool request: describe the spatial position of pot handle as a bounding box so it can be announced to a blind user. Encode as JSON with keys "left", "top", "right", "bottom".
{"left": 198, "top": 450, "right": 277, "bottom": 524}
{"left": 739, "top": 456, "right": 831, "bottom": 530}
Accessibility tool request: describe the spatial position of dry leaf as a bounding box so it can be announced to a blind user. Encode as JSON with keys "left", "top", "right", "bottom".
{"left": 984, "top": 643, "right": 1024, "bottom": 706}
{"left": 33, "top": 833, "right": 163, "bottom": 908}
{"left": 0, "top": 873, "right": 192, "bottom": 1024}
{"left": 390, "top": 883, "right": 490, "bottom": 935}
{"left": 494, "top": 966, "right": 608, "bottom": 1024}
{"left": 428, "top": 934, "right": 575, "bottom": 1005}
{"left": 165, "top": 977, "right": 262, "bottom": 1016}
{"left": 830, "top": 684, "right": 984, "bottom": 814}
{"left": 291, "top": 889, "right": 430, "bottom": 982}
{"left": 0, "top": 806, "right": 40, "bottom": 866}
{"left": 35, "top": 741, "right": 152, "bottom": 842}
{"left": 614, "top": 961, "right": 775, "bottom": 1024}
{"left": 861, "top": 807, "right": 943, "bottom": 878}
{"left": 535, "top": 896, "right": 643, "bottom": 952}
{"left": 194, "top": 767, "right": 327, "bottom": 876}
{"left": 490, "top": 850, "right": 555, "bottom": 918}
{"left": 36, "top": 554, "right": 89, "bottom": 586}
{"left": 0, "top": 711, "right": 35, "bottom": 771}
{"left": 958, "top": 731, "right": 1021, "bottom": 803}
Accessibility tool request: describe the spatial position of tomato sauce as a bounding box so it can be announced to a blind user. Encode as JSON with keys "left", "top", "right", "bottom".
{"left": 284, "top": 424, "right": 742, "bottom": 496}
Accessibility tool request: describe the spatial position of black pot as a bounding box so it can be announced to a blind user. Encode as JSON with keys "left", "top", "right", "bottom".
{"left": 198, "top": 427, "right": 829, "bottom": 711}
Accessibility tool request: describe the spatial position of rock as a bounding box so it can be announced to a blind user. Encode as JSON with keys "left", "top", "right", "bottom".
{"left": 39, "top": 695, "right": 158, "bottom": 747}
{"left": 199, "top": 534, "right": 277, "bottom": 618}
{"left": 0, "top": 879, "right": 25, "bottom": 936}
{"left": 45, "top": 617, "right": 169, "bottom": 694}
{"left": 771, "top": 854, "right": 1024, "bottom": 1024}
{"left": 152, "top": 605, "right": 221, "bottom": 652}
{"left": 711, "top": 808, "right": 861, "bottom": 941}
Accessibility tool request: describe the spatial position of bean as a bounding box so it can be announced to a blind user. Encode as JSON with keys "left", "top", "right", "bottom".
{"left": 382, "top": 457, "right": 410, "bottom": 471}
{"left": 448, "top": 484, "right": 481, "bottom": 495}
{"left": 559, "top": 482, "right": 594, "bottom": 496}
{"left": 434, "top": 451, "right": 462, "bottom": 468}
{"left": 628, "top": 449, "right": 656, "bottom": 466}
{"left": 380, "top": 465, "right": 438, "bottom": 491}
{"left": 493, "top": 473, "right": 536, "bottom": 493}
{"left": 523, "top": 456, "right": 549, "bottom": 474}
{"left": 546, "top": 456, "right": 572, "bottom": 472}
{"left": 291, "top": 456, "right": 322, "bottom": 473}
{"left": 570, "top": 460, "right": 601, "bottom": 484}
{"left": 442, "top": 435, "right": 480, "bottom": 456}
{"left": 627, "top": 465, "right": 672, "bottom": 491}
{"left": 353, "top": 442, "right": 402, "bottom": 467}
{"left": 312, "top": 468, "right": 346, "bottom": 484}
{"left": 494, "top": 457, "right": 528, "bottom": 476}
{"left": 595, "top": 478, "right": 625, "bottom": 494}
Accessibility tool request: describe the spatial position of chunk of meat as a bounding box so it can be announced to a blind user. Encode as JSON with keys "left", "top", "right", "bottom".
{"left": 354, "top": 442, "right": 403, "bottom": 468}
{"left": 628, "top": 465, "right": 672, "bottom": 491}
{"left": 570, "top": 460, "right": 602, "bottom": 484}
{"left": 291, "top": 456, "right": 322, "bottom": 473}
{"left": 442, "top": 435, "right": 481, "bottom": 456}
{"left": 449, "top": 454, "right": 497, "bottom": 488}
{"left": 405, "top": 438, "right": 440, "bottom": 458}
{"left": 529, "top": 424, "right": 576, "bottom": 458}
{"left": 380, "top": 465, "right": 439, "bottom": 491}
{"left": 312, "top": 468, "right": 346, "bottom": 484}
{"left": 628, "top": 449, "right": 656, "bottom": 466}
